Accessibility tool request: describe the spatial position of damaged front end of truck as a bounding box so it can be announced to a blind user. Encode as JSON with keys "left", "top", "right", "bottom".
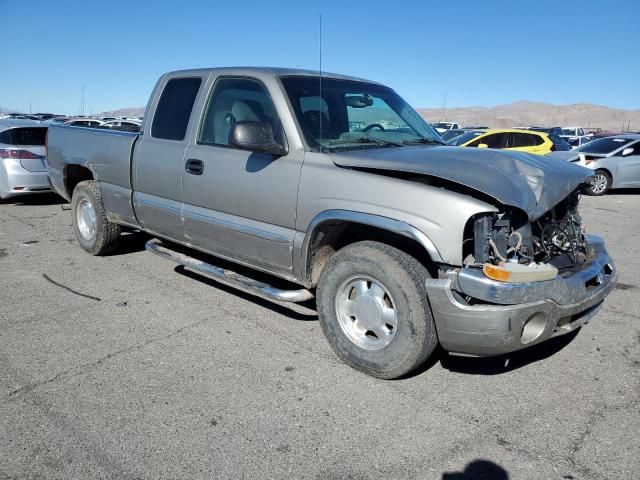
{"left": 431, "top": 185, "right": 616, "bottom": 356}
{"left": 467, "top": 189, "right": 589, "bottom": 284}
{"left": 332, "top": 145, "right": 617, "bottom": 356}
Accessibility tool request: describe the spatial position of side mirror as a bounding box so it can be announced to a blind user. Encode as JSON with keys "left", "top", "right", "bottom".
{"left": 229, "top": 121, "right": 287, "bottom": 156}
{"left": 621, "top": 147, "right": 634, "bottom": 157}
{"left": 477, "top": 143, "right": 489, "bottom": 149}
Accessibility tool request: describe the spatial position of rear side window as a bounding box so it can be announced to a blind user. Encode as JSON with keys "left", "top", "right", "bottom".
{"left": 152, "top": 77, "right": 202, "bottom": 141}
{"left": 511, "top": 133, "right": 544, "bottom": 147}
{"left": 0, "top": 127, "right": 47, "bottom": 145}
{"left": 484, "top": 133, "right": 509, "bottom": 148}
{"left": 619, "top": 141, "right": 640, "bottom": 156}
{"left": 469, "top": 132, "right": 509, "bottom": 148}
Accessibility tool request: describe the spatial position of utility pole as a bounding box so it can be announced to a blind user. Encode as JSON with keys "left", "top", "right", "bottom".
{"left": 442, "top": 91, "right": 447, "bottom": 121}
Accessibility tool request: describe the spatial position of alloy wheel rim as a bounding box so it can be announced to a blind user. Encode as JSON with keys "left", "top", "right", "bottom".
{"left": 591, "top": 173, "right": 608, "bottom": 194}
{"left": 335, "top": 275, "right": 398, "bottom": 351}
{"left": 76, "top": 198, "right": 97, "bottom": 240}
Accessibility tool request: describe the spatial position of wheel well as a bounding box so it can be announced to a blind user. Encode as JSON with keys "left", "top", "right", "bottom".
{"left": 306, "top": 221, "right": 439, "bottom": 287}
{"left": 594, "top": 167, "right": 612, "bottom": 178}
{"left": 64, "top": 165, "right": 94, "bottom": 198}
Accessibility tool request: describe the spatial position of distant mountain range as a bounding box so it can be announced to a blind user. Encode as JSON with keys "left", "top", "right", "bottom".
{"left": 417, "top": 101, "right": 639, "bottom": 132}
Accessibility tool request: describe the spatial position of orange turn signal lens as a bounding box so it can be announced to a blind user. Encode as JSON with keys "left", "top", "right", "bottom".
{"left": 483, "top": 264, "right": 511, "bottom": 282}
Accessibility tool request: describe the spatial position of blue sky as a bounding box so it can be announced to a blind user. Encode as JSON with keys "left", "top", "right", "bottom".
{"left": 1, "top": 0, "right": 638, "bottom": 114}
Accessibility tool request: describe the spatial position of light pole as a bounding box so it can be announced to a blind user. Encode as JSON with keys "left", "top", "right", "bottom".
{"left": 81, "top": 85, "right": 86, "bottom": 116}
{"left": 442, "top": 91, "right": 448, "bottom": 121}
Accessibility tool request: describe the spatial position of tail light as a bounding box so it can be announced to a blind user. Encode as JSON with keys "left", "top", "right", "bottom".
{"left": 0, "top": 148, "right": 43, "bottom": 159}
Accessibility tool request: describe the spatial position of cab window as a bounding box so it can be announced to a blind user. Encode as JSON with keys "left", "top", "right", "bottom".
{"left": 198, "top": 77, "right": 283, "bottom": 147}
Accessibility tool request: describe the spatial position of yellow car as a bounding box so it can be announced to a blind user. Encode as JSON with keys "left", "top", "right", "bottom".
{"left": 447, "top": 128, "right": 555, "bottom": 155}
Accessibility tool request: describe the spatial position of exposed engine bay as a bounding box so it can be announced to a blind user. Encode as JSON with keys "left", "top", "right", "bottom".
{"left": 465, "top": 189, "right": 588, "bottom": 275}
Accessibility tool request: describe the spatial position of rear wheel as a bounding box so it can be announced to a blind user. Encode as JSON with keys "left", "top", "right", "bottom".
{"left": 585, "top": 170, "right": 611, "bottom": 196}
{"left": 71, "top": 180, "right": 121, "bottom": 255}
{"left": 316, "top": 241, "right": 438, "bottom": 379}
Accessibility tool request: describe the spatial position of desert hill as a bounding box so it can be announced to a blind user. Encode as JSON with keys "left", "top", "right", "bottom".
{"left": 417, "top": 101, "right": 639, "bottom": 132}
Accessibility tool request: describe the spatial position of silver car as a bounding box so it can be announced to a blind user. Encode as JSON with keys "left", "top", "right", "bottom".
{"left": 549, "top": 134, "right": 640, "bottom": 195}
{"left": 0, "top": 119, "right": 51, "bottom": 199}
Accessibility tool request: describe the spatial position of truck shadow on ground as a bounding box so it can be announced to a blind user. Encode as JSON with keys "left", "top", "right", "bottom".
{"left": 609, "top": 188, "right": 640, "bottom": 195}
{"left": 435, "top": 328, "right": 581, "bottom": 376}
{"left": 113, "top": 230, "right": 153, "bottom": 255}
{"left": 0, "top": 192, "right": 66, "bottom": 206}
{"left": 442, "top": 459, "right": 509, "bottom": 479}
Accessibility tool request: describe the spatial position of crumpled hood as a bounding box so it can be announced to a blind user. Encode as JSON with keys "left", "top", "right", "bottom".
{"left": 331, "top": 145, "right": 593, "bottom": 220}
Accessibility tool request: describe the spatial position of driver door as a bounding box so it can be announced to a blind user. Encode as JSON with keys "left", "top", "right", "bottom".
{"left": 181, "top": 76, "right": 303, "bottom": 278}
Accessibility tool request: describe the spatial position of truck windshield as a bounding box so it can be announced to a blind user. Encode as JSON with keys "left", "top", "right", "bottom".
{"left": 280, "top": 76, "right": 443, "bottom": 151}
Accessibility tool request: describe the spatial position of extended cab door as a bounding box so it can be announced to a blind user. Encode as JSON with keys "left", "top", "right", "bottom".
{"left": 181, "top": 76, "right": 303, "bottom": 278}
{"left": 132, "top": 75, "right": 204, "bottom": 240}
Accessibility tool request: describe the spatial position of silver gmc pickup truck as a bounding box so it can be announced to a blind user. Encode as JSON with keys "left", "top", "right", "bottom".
{"left": 47, "top": 67, "right": 616, "bottom": 379}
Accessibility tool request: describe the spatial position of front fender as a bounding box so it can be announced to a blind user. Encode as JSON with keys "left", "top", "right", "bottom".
{"left": 295, "top": 209, "right": 443, "bottom": 286}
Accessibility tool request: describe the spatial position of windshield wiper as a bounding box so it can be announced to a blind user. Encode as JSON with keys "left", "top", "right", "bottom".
{"left": 347, "top": 137, "right": 405, "bottom": 147}
{"left": 402, "top": 138, "right": 446, "bottom": 146}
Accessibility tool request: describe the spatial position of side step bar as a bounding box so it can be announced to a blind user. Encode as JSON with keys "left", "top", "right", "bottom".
{"left": 145, "top": 239, "right": 314, "bottom": 303}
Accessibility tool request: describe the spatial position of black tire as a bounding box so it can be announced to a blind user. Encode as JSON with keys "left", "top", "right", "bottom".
{"left": 585, "top": 169, "right": 611, "bottom": 196}
{"left": 316, "top": 241, "right": 438, "bottom": 379}
{"left": 71, "top": 180, "right": 121, "bottom": 255}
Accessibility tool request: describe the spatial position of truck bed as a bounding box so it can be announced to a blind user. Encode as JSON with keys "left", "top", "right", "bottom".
{"left": 47, "top": 125, "right": 139, "bottom": 201}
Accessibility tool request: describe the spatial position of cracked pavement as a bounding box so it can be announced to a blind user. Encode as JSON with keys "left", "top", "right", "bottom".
{"left": 0, "top": 192, "right": 639, "bottom": 479}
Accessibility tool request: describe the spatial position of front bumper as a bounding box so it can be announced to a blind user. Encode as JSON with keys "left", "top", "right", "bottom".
{"left": 0, "top": 159, "right": 52, "bottom": 199}
{"left": 426, "top": 235, "right": 616, "bottom": 356}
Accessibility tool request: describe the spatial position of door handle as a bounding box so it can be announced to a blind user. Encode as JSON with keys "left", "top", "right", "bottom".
{"left": 185, "top": 158, "right": 204, "bottom": 175}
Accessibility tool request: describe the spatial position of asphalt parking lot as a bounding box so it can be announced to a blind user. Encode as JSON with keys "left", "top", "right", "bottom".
{"left": 1, "top": 192, "right": 638, "bottom": 480}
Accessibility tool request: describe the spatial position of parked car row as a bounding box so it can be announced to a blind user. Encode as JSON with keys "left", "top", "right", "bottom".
{"left": 438, "top": 123, "right": 640, "bottom": 153}
{"left": 445, "top": 128, "right": 572, "bottom": 154}
{"left": 0, "top": 113, "right": 143, "bottom": 132}
{"left": 63, "top": 117, "right": 142, "bottom": 131}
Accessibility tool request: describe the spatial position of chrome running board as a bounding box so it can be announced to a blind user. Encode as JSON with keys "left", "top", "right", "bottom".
{"left": 145, "top": 239, "right": 314, "bottom": 303}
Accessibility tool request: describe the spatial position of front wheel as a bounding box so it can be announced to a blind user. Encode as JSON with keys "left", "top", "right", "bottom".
{"left": 585, "top": 170, "right": 611, "bottom": 196}
{"left": 316, "top": 241, "right": 438, "bottom": 379}
{"left": 71, "top": 180, "right": 121, "bottom": 255}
